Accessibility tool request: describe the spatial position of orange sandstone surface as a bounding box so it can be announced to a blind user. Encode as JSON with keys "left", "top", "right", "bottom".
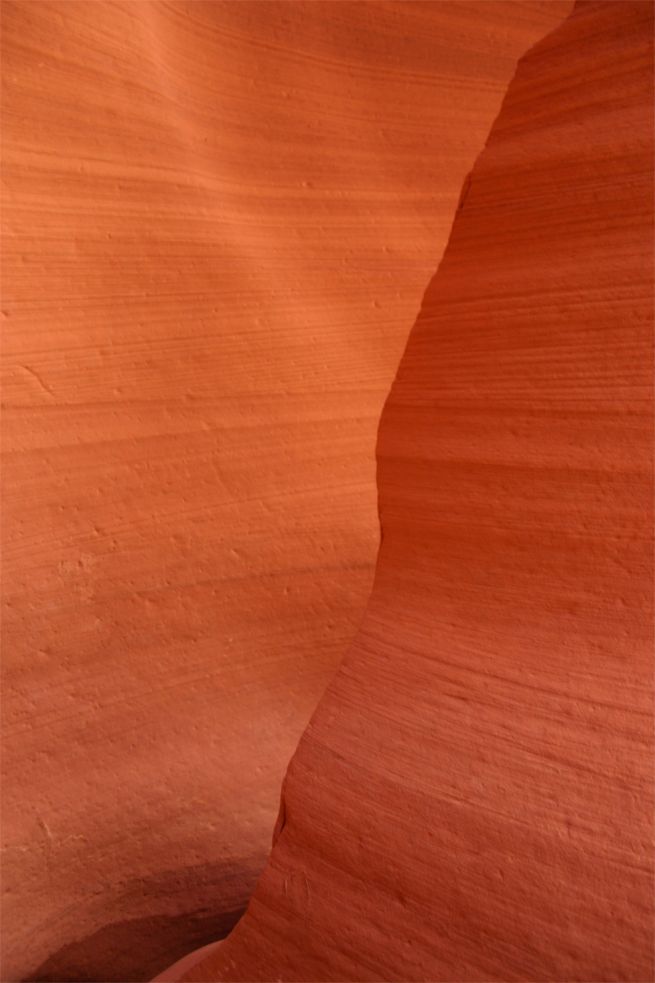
{"left": 1, "top": 2, "right": 571, "bottom": 981}
{"left": 177, "top": 2, "right": 654, "bottom": 981}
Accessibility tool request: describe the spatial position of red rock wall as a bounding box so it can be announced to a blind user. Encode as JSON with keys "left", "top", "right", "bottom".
{"left": 1, "top": 2, "right": 570, "bottom": 980}
{"left": 181, "top": 2, "right": 654, "bottom": 980}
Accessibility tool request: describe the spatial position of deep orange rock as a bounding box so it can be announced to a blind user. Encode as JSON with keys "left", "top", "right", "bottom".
{"left": 1, "top": 2, "right": 570, "bottom": 980}
{"left": 178, "top": 2, "right": 654, "bottom": 980}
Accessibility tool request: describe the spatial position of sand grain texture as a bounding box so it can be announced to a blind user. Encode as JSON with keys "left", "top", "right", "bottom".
{"left": 180, "top": 2, "right": 654, "bottom": 980}
{"left": 1, "top": 2, "right": 571, "bottom": 980}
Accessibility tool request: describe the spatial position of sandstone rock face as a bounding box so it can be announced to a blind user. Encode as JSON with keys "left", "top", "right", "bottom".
{"left": 1, "top": 2, "right": 570, "bottom": 980}
{"left": 179, "top": 2, "right": 654, "bottom": 980}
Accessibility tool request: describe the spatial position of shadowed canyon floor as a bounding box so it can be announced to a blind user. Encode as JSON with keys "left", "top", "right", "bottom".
{"left": 1, "top": 2, "right": 572, "bottom": 980}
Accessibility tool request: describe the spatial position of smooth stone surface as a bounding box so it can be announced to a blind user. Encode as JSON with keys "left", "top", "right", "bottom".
{"left": 181, "top": 2, "right": 654, "bottom": 980}
{"left": 1, "top": 2, "right": 569, "bottom": 980}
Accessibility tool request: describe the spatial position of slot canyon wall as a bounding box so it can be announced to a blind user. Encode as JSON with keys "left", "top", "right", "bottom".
{"left": 179, "top": 1, "right": 654, "bottom": 980}
{"left": 1, "top": 2, "right": 573, "bottom": 981}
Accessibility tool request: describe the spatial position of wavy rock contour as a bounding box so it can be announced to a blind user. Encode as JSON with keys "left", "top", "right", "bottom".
{"left": 1, "top": 2, "right": 571, "bottom": 980}
{"left": 178, "top": 2, "right": 654, "bottom": 979}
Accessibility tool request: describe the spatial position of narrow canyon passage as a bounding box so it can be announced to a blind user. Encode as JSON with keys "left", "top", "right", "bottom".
{"left": 181, "top": 1, "right": 654, "bottom": 980}
{"left": 1, "top": 2, "right": 571, "bottom": 981}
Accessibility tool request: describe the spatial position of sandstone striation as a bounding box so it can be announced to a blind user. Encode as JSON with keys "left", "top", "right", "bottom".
{"left": 179, "top": 2, "right": 654, "bottom": 980}
{"left": 1, "top": 2, "right": 570, "bottom": 980}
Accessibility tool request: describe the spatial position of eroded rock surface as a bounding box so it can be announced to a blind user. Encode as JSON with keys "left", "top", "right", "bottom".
{"left": 181, "top": 2, "right": 654, "bottom": 980}
{"left": 1, "top": 2, "right": 569, "bottom": 980}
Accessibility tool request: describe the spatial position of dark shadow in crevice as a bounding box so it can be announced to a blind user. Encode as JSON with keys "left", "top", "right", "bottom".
{"left": 24, "top": 859, "right": 258, "bottom": 983}
{"left": 28, "top": 905, "right": 244, "bottom": 983}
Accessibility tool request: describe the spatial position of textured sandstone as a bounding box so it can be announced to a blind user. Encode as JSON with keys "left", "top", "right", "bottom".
{"left": 179, "top": 2, "right": 654, "bottom": 980}
{"left": 1, "top": 2, "right": 570, "bottom": 980}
